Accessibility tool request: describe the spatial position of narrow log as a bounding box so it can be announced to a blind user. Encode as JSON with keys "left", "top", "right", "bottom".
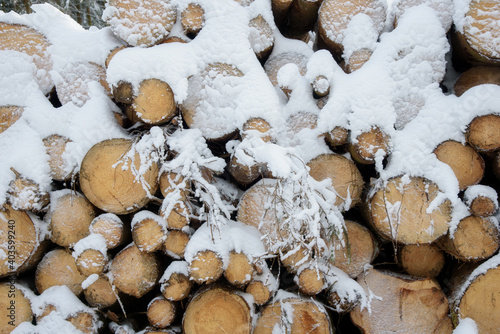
{"left": 79, "top": 138, "right": 160, "bottom": 215}
{"left": 7, "top": 169, "right": 49, "bottom": 212}
{"left": 0, "top": 105, "right": 24, "bottom": 134}
{"left": 49, "top": 191, "right": 96, "bottom": 248}
{"left": 312, "top": 75, "right": 330, "bottom": 98}
{"left": 35, "top": 248, "right": 86, "bottom": 295}
{"left": 73, "top": 234, "right": 109, "bottom": 276}
{"left": 0, "top": 206, "right": 39, "bottom": 278}
{"left": 183, "top": 286, "right": 253, "bottom": 334}
{"left": 248, "top": 15, "right": 274, "bottom": 60}
{"left": 350, "top": 268, "right": 453, "bottom": 333}
{"left": 110, "top": 243, "right": 160, "bottom": 298}
{"left": 399, "top": 243, "right": 445, "bottom": 278}
{"left": 113, "top": 81, "right": 134, "bottom": 104}
{"left": 181, "top": 3, "right": 205, "bottom": 37}
{"left": 433, "top": 140, "right": 484, "bottom": 190}
{"left": 0, "top": 282, "right": 33, "bottom": 333}
{"left": 160, "top": 262, "right": 193, "bottom": 301}
{"left": 296, "top": 265, "right": 326, "bottom": 295}
{"left": 245, "top": 261, "right": 278, "bottom": 305}
{"left": 349, "top": 126, "right": 390, "bottom": 165}
{"left": 343, "top": 48, "right": 373, "bottom": 73}
{"left": 83, "top": 274, "right": 118, "bottom": 309}
{"left": 437, "top": 215, "right": 499, "bottom": 262}
{"left": 254, "top": 295, "right": 333, "bottom": 334}
{"left": 160, "top": 201, "right": 190, "bottom": 230}
{"left": 466, "top": 114, "right": 500, "bottom": 153}
{"left": 326, "top": 220, "right": 378, "bottom": 278}
{"left": 103, "top": 0, "right": 177, "bottom": 47}
{"left": 454, "top": 66, "right": 500, "bottom": 97}
{"left": 224, "top": 251, "right": 254, "bottom": 287}
{"left": 264, "top": 52, "right": 308, "bottom": 88}
{"left": 164, "top": 229, "right": 190, "bottom": 259}
{"left": 241, "top": 117, "right": 272, "bottom": 142}
{"left": 90, "top": 213, "right": 128, "bottom": 250}
{"left": 368, "top": 176, "right": 452, "bottom": 244}
{"left": 147, "top": 296, "right": 176, "bottom": 329}
{"left": 132, "top": 79, "right": 177, "bottom": 125}
{"left": 307, "top": 153, "right": 364, "bottom": 210}
{"left": 246, "top": 281, "right": 271, "bottom": 306}
{"left": 43, "top": 134, "right": 73, "bottom": 181}
{"left": 159, "top": 172, "right": 190, "bottom": 200}
{"left": 188, "top": 250, "right": 224, "bottom": 284}
{"left": 132, "top": 211, "right": 167, "bottom": 253}
{"left": 228, "top": 152, "right": 262, "bottom": 185}
{"left": 464, "top": 185, "right": 498, "bottom": 217}
{"left": 325, "top": 126, "right": 349, "bottom": 147}
{"left": 0, "top": 22, "right": 53, "bottom": 93}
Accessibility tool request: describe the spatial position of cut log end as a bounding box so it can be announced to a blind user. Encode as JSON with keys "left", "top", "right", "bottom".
{"left": 161, "top": 272, "right": 193, "bottom": 301}
{"left": 147, "top": 297, "right": 176, "bottom": 329}
{"left": 349, "top": 127, "right": 390, "bottom": 165}
{"left": 84, "top": 275, "right": 117, "bottom": 309}
{"left": 399, "top": 243, "right": 445, "bottom": 278}
{"left": 132, "top": 79, "right": 177, "bottom": 125}
{"left": 224, "top": 252, "right": 254, "bottom": 287}
{"left": 245, "top": 280, "right": 271, "bottom": 305}
{"left": 132, "top": 218, "right": 166, "bottom": 253}
{"left": 188, "top": 250, "right": 224, "bottom": 284}
{"left": 181, "top": 3, "right": 205, "bottom": 37}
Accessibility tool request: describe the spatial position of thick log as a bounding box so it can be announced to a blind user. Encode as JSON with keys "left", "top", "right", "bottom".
{"left": 351, "top": 268, "right": 453, "bottom": 333}
{"left": 368, "top": 176, "right": 452, "bottom": 244}
{"left": 307, "top": 153, "right": 364, "bottom": 210}
{"left": 433, "top": 140, "right": 484, "bottom": 190}
{"left": 132, "top": 79, "right": 177, "bottom": 125}
{"left": 79, "top": 138, "right": 160, "bottom": 215}
{"left": 105, "top": 45, "right": 128, "bottom": 68}
{"left": 83, "top": 274, "right": 118, "bottom": 309}
{"left": 103, "top": 0, "right": 177, "bottom": 47}
{"left": 254, "top": 295, "right": 333, "bottom": 334}
{"left": 348, "top": 126, "right": 390, "bottom": 165}
{"left": 454, "top": 66, "right": 500, "bottom": 97}
{"left": 326, "top": 220, "right": 378, "bottom": 278}
{"left": 392, "top": 0, "right": 454, "bottom": 32}
{"left": 90, "top": 213, "right": 128, "bottom": 250}
{"left": 147, "top": 296, "right": 176, "bottom": 329}
{"left": 49, "top": 191, "right": 96, "bottom": 248}
{"left": 466, "top": 114, "right": 500, "bottom": 153}
{"left": 181, "top": 3, "right": 205, "bottom": 37}
{"left": 0, "top": 105, "right": 24, "bottom": 135}
{"left": 35, "top": 248, "right": 86, "bottom": 295}
{"left": 437, "top": 215, "right": 499, "bottom": 261}
{"left": 183, "top": 286, "right": 252, "bottom": 334}
{"left": 110, "top": 243, "right": 159, "bottom": 298}
{"left": 0, "top": 282, "right": 33, "bottom": 333}
{"left": 399, "top": 243, "right": 445, "bottom": 278}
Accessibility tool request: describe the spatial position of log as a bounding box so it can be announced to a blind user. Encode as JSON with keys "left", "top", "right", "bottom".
{"left": 147, "top": 296, "right": 176, "bottom": 329}
{"left": 35, "top": 248, "right": 86, "bottom": 295}
{"left": 228, "top": 152, "right": 262, "bottom": 185}
{"left": 160, "top": 201, "right": 190, "bottom": 230}
{"left": 241, "top": 117, "right": 272, "bottom": 142}
{"left": 454, "top": 66, "right": 500, "bottom": 97}
{"left": 0, "top": 206, "right": 39, "bottom": 278}
{"left": 398, "top": 243, "right": 445, "bottom": 278}
{"left": 42, "top": 134, "right": 73, "bottom": 181}
{"left": 449, "top": 255, "right": 500, "bottom": 333}
{"left": 89, "top": 213, "right": 128, "bottom": 250}
{"left": 311, "top": 75, "right": 330, "bottom": 98}
{"left": 188, "top": 250, "right": 224, "bottom": 284}
{"left": 48, "top": 190, "right": 96, "bottom": 248}
{"left": 7, "top": 169, "right": 49, "bottom": 212}
{"left": 326, "top": 220, "right": 378, "bottom": 278}
{"left": 350, "top": 268, "right": 453, "bottom": 333}
{"left": 224, "top": 251, "right": 254, "bottom": 287}
{"left": 307, "top": 153, "right": 364, "bottom": 210}
{"left": 287, "top": 0, "right": 323, "bottom": 37}
{"left": 494, "top": 150, "right": 500, "bottom": 180}
{"left": 0, "top": 282, "right": 33, "bottom": 333}
{"left": 392, "top": 0, "right": 454, "bottom": 32}
{"left": 296, "top": 265, "right": 326, "bottom": 295}
{"left": 105, "top": 45, "right": 128, "bottom": 68}
{"left": 183, "top": 286, "right": 253, "bottom": 334}
{"left": 368, "top": 175, "right": 452, "bottom": 244}
{"left": 248, "top": 15, "right": 274, "bottom": 60}
{"left": 132, "top": 211, "right": 167, "bottom": 253}
{"left": 160, "top": 262, "right": 193, "bottom": 301}
{"left": 110, "top": 243, "right": 160, "bottom": 298}
{"left": 317, "top": 0, "right": 386, "bottom": 61}
{"left": 113, "top": 81, "right": 134, "bottom": 104}
{"left": 132, "top": 79, "right": 177, "bottom": 125}
{"left": 254, "top": 294, "right": 333, "bottom": 334}
{"left": 246, "top": 281, "right": 271, "bottom": 305}
{"left": 0, "top": 105, "right": 24, "bottom": 134}
{"left": 245, "top": 261, "right": 278, "bottom": 305}
{"left": 325, "top": 126, "right": 349, "bottom": 147}
{"left": 79, "top": 137, "right": 160, "bottom": 215}
{"left": 433, "top": 140, "right": 484, "bottom": 190}
{"left": 437, "top": 215, "right": 499, "bottom": 261}
{"left": 466, "top": 114, "right": 500, "bottom": 153}
{"left": 159, "top": 172, "right": 190, "bottom": 200}
{"left": 271, "top": 0, "right": 293, "bottom": 28}
{"left": 464, "top": 185, "right": 498, "bottom": 217}
{"left": 343, "top": 48, "right": 373, "bottom": 73}
{"left": 73, "top": 234, "right": 109, "bottom": 276}
{"left": 348, "top": 126, "right": 390, "bottom": 165}
{"left": 452, "top": 0, "right": 500, "bottom": 66}
{"left": 83, "top": 274, "right": 118, "bottom": 309}
{"left": 164, "top": 229, "right": 190, "bottom": 259}
{"left": 280, "top": 245, "right": 312, "bottom": 272}
{"left": 0, "top": 22, "right": 53, "bottom": 93}
{"left": 103, "top": 0, "right": 177, "bottom": 47}
{"left": 181, "top": 3, "right": 205, "bottom": 38}
{"left": 181, "top": 62, "right": 243, "bottom": 141}
{"left": 264, "top": 52, "right": 308, "bottom": 88}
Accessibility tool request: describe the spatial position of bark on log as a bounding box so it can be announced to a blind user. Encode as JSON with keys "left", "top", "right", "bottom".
{"left": 147, "top": 296, "right": 176, "bottom": 329}
{"left": 307, "top": 153, "right": 364, "bottom": 210}
{"left": 368, "top": 176, "right": 452, "bottom": 244}
{"left": 0, "top": 282, "right": 33, "bottom": 333}
{"left": 43, "top": 134, "right": 73, "bottom": 181}
{"left": 84, "top": 275, "right": 118, "bottom": 309}
{"left": 79, "top": 138, "right": 159, "bottom": 215}
{"left": 49, "top": 191, "right": 96, "bottom": 248}
{"left": 110, "top": 243, "right": 160, "bottom": 298}
{"left": 35, "top": 248, "right": 86, "bottom": 295}
{"left": 271, "top": 0, "right": 293, "bottom": 28}
{"left": 254, "top": 296, "right": 333, "bottom": 334}
{"left": 326, "top": 220, "right": 378, "bottom": 278}
{"left": 132, "top": 79, "right": 177, "bottom": 125}
{"left": 466, "top": 114, "right": 500, "bottom": 153}
{"left": 454, "top": 66, "right": 500, "bottom": 97}
{"left": 183, "top": 286, "right": 252, "bottom": 334}
{"left": 104, "top": 0, "right": 177, "bottom": 47}
{"left": 350, "top": 268, "right": 453, "bottom": 333}
{"left": 348, "top": 126, "right": 390, "bottom": 165}
{"left": 437, "top": 215, "right": 499, "bottom": 261}
{"left": 399, "top": 243, "right": 446, "bottom": 278}
{"left": 433, "top": 140, "right": 484, "bottom": 190}
{"left": 287, "top": 0, "right": 323, "bottom": 37}
{"left": 0, "top": 105, "right": 24, "bottom": 135}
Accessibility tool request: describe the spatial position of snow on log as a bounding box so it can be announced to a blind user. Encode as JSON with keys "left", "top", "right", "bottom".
{"left": 391, "top": 0, "right": 454, "bottom": 32}
{"left": 90, "top": 213, "right": 128, "bottom": 250}
{"left": 42, "top": 134, "right": 73, "bottom": 181}
{"left": 132, "top": 211, "right": 167, "bottom": 253}
{"left": 181, "top": 3, "right": 205, "bottom": 38}
{"left": 248, "top": 15, "right": 274, "bottom": 60}
{"left": 83, "top": 274, "right": 118, "bottom": 309}
{"left": 464, "top": 185, "right": 499, "bottom": 218}
{"left": 465, "top": 114, "right": 500, "bottom": 153}
{"left": 72, "top": 234, "right": 109, "bottom": 276}
{"left": 0, "top": 105, "right": 24, "bottom": 135}
{"left": 348, "top": 126, "right": 390, "bottom": 165}
{"left": 131, "top": 79, "right": 177, "bottom": 125}
{"left": 7, "top": 169, "right": 49, "bottom": 212}
{"left": 160, "top": 261, "right": 193, "bottom": 301}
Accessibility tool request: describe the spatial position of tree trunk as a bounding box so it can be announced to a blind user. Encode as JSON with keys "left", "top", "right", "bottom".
{"left": 83, "top": 274, "right": 118, "bottom": 309}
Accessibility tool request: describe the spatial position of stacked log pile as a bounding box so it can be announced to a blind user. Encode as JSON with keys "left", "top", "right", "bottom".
{"left": 0, "top": 0, "right": 500, "bottom": 333}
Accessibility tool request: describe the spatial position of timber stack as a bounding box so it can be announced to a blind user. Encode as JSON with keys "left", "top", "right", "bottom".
{"left": 1, "top": 0, "right": 500, "bottom": 333}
